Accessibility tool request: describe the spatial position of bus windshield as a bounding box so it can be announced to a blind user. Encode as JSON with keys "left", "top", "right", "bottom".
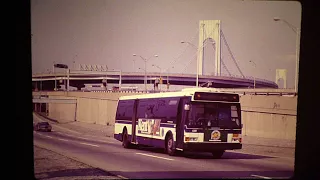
{"left": 186, "top": 102, "right": 241, "bottom": 129}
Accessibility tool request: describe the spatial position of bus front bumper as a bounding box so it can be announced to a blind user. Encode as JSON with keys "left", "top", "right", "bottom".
{"left": 183, "top": 142, "right": 242, "bottom": 152}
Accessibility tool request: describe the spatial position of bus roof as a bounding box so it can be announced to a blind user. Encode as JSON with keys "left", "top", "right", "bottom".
{"left": 118, "top": 88, "right": 239, "bottom": 100}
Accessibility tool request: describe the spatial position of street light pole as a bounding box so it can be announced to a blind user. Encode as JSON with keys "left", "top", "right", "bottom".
{"left": 273, "top": 17, "right": 300, "bottom": 93}
{"left": 111, "top": 69, "right": 122, "bottom": 90}
{"left": 202, "top": 23, "right": 205, "bottom": 81}
{"left": 132, "top": 60, "right": 136, "bottom": 72}
{"left": 181, "top": 41, "right": 200, "bottom": 87}
{"left": 249, "top": 60, "right": 256, "bottom": 89}
{"left": 133, "top": 54, "right": 158, "bottom": 92}
{"left": 67, "top": 68, "right": 70, "bottom": 92}
{"left": 105, "top": 66, "right": 108, "bottom": 91}
{"left": 152, "top": 64, "right": 162, "bottom": 91}
{"left": 295, "top": 27, "right": 300, "bottom": 93}
{"left": 138, "top": 67, "right": 146, "bottom": 91}
{"left": 53, "top": 63, "right": 56, "bottom": 91}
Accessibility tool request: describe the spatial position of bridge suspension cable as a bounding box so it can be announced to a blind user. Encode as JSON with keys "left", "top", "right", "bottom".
{"left": 220, "top": 29, "right": 245, "bottom": 78}
{"left": 168, "top": 29, "right": 200, "bottom": 70}
{"left": 180, "top": 29, "right": 216, "bottom": 73}
{"left": 209, "top": 42, "right": 231, "bottom": 76}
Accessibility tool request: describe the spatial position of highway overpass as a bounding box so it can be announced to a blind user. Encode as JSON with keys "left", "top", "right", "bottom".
{"left": 32, "top": 71, "right": 278, "bottom": 91}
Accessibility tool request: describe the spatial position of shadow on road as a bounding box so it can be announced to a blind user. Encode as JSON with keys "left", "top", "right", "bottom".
{"left": 109, "top": 170, "right": 293, "bottom": 179}
{"left": 133, "top": 145, "right": 274, "bottom": 159}
{"left": 184, "top": 151, "right": 274, "bottom": 159}
{"left": 34, "top": 167, "right": 116, "bottom": 179}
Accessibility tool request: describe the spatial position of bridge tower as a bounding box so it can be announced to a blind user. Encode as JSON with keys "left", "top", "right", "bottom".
{"left": 197, "top": 20, "right": 221, "bottom": 76}
{"left": 275, "top": 69, "right": 287, "bottom": 88}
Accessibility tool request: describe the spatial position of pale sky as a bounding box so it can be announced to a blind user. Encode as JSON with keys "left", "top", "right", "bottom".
{"left": 31, "top": 0, "right": 301, "bottom": 88}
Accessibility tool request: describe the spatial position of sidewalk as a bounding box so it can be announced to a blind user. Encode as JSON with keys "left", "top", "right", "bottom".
{"left": 34, "top": 112, "right": 113, "bottom": 138}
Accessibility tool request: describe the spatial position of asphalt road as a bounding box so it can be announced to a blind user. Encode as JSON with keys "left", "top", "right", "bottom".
{"left": 33, "top": 122, "right": 294, "bottom": 179}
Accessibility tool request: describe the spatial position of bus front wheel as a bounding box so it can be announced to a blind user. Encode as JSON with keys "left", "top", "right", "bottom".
{"left": 211, "top": 150, "right": 225, "bottom": 159}
{"left": 166, "top": 134, "right": 175, "bottom": 156}
{"left": 122, "top": 128, "right": 131, "bottom": 148}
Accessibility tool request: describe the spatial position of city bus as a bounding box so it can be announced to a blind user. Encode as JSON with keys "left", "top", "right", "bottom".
{"left": 114, "top": 88, "right": 242, "bottom": 158}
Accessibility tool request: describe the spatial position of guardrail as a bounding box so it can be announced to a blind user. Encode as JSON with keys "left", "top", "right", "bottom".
{"left": 33, "top": 88, "right": 297, "bottom": 96}
{"left": 32, "top": 98, "right": 77, "bottom": 104}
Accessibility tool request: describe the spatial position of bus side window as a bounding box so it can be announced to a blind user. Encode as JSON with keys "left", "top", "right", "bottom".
{"left": 116, "top": 100, "right": 134, "bottom": 120}
{"left": 136, "top": 97, "right": 180, "bottom": 123}
{"left": 160, "top": 97, "right": 180, "bottom": 123}
{"left": 137, "top": 99, "right": 152, "bottom": 119}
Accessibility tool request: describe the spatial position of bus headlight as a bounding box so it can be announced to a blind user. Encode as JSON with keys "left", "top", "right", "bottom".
{"left": 232, "top": 134, "right": 242, "bottom": 143}
{"left": 185, "top": 137, "right": 198, "bottom": 142}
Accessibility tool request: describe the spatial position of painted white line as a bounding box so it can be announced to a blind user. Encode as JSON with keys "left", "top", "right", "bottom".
{"left": 251, "top": 174, "right": 272, "bottom": 179}
{"left": 56, "top": 132, "right": 115, "bottom": 144}
{"left": 57, "top": 138, "right": 69, "bottom": 142}
{"left": 136, "top": 153, "right": 174, "bottom": 161}
{"left": 94, "top": 139, "right": 115, "bottom": 144}
{"left": 116, "top": 175, "right": 128, "bottom": 179}
{"left": 79, "top": 142, "right": 100, "bottom": 147}
{"left": 77, "top": 136, "right": 91, "bottom": 140}
{"left": 51, "top": 125, "right": 81, "bottom": 134}
{"left": 45, "top": 135, "right": 54, "bottom": 139}
{"left": 56, "top": 132, "right": 72, "bottom": 136}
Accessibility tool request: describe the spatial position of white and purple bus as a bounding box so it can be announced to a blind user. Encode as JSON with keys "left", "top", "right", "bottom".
{"left": 114, "top": 88, "right": 242, "bottom": 158}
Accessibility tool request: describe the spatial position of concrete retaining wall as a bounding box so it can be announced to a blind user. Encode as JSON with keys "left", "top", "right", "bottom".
{"left": 240, "top": 95, "right": 297, "bottom": 140}
{"left": 33, "top": 91, "right": 297, "bottom": 140}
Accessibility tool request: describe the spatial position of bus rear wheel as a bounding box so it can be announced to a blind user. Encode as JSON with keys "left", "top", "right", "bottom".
{"left": 166, "top": 134, "right": 175, "bottom": 156}
{"left": 211, "top": 150, "right": 225, "bottom": 159}
{"left": 122, "top": 129, "right": 131, "bottom": 149}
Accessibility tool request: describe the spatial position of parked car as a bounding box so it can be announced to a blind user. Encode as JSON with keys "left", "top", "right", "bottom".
{"left": 34, "top": 122, "right": 52, "bottom": 132}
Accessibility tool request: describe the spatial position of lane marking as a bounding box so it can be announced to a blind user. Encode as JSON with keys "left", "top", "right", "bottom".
{"left": 57, "top": 138, "right": 69, "bottom": 142}
{"left": 116, "top": 175, "right": 128, "bottom": 179}
{"left": 251, "top": 174, "right": 272, "bottom": 179}
{"left": 56, "top": 132, "right": 73, "bottom": 136}
{"left": 135, "top": 153, "right": 174, "bottom": 161}
{"left": 56, "top": 132, "right": 115, "bottom": 144}
{"left": 77, "top": 136, "right": 91, "bottom": 140}
{"left": 51, "top": 124, "right": 81, "bottom": 134}
{"left": 79, "top": 142, "right": 100, "bottom": 147}
{"left": 45, "top": 135, "right": 53, "bottom": 139}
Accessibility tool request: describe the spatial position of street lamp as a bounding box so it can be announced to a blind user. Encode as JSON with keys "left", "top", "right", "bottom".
{"left": 138, "top": 67, "right": 147, "bottom": 91}
{"left": 132, "top": 59, "right": 136, "bottom": 72}
{"left": 162, "top": 66, "right": 174, "bottom": 91}
{"left": 53, "top": 62, "right": 56, "bottom": 91}
{"left": 181, "top": 41, "right": 200, "bottom": 87}
{"left": 152, "top": 64, "right": 162, "bottom": 91}
{"left": 273, "top": 17, "right": 300, "bottom": 93}
{"left": 181, "top": 41, "right": 198, "bottom": 49}
{"left": 111, "top": 69, "right": 122, "bottom": 90}
{"left": 53, "top": 63, "right": 69, "bottom": 91}
{"left": 249, "top": 60, "right": 256, "bottom": 89}
{"left": 72, "top": 54, "right": 77, "bottom": 70}
{"left": 133, "top": 54, "right": 158, "bottom": 92}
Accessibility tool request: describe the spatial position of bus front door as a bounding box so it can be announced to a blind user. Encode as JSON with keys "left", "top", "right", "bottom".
{"left": 176, "top": 98, "right": 189, "bottom": 150}
{"left": 131, "top": 99, "right": 138, "bottom": 143}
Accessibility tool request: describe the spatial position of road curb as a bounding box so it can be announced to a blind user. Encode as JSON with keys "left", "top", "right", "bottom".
{"left": 34, "top": 112, "right": 59, "bottom": 123}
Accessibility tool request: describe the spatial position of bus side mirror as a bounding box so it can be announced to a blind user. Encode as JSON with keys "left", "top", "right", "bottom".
{"left": 184, "top": 104, "right": 190, "bottom": 111}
